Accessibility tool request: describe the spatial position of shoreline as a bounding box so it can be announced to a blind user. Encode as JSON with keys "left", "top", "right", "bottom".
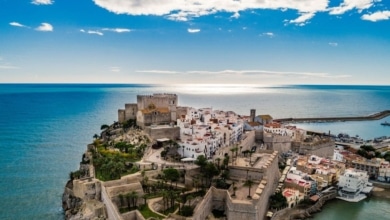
{"left": 372, "top": 186, "right": 390, "bottom": 199}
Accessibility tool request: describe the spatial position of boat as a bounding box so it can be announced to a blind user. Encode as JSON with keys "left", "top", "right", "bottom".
{"left": 381, "top": 121, "right": 390, "bottom": 126}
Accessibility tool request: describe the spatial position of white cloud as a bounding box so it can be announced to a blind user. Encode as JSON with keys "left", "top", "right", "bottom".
{"left": 329, "top": 42, "right": 338, "bottom": 47}
{"left": 9, "top": 22, "right": 27, "bottom": 28}
{"left": 187, "top": 28, "right": 200, "bottom": 33}
{"left": 102, "top": 28, "right": 131, "bottom": 33}
{"left": 80, "top": 29, "right": 103, "bottom": 36}
{"left": 32, "top": 0, "right": 53, "bottom": 5}
{"left": 329, "top": 0, "right": 375, "bottom": 15}
{"left": 0, "top": 65, "right": 19, "bottom": 69}
{"left": 35, "top": 23, "right": 53, "bottom": 32}
{"left": 110, "top": 67, "right": 121, "bottom": 72}
{"left": 231, "top": 12, "right": 240, "bottom": 19}
{"left": 261, "top": 32, "right": 274, "bottom": 37}
{"left": 361, "top": 10, "right": 390, "bottom": 21}
{"left": 137, "top": 69, "right": 351, "bottom": 79}
{"left": 137, "top": 70, "right": 179, "bottom": 75}
{"left": 289, "top": 12, "right": 315, "bottom": 25}
{"left": 93, "top": 0, "right": 329, "bottom": 23}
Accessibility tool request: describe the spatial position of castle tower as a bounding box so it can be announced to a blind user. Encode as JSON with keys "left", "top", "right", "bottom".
{"left": 250, "top": 109, "right": 256, "bottom": 122}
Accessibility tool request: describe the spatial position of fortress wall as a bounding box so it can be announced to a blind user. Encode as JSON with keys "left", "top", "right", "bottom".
{"left": 124, "top": 103, "right": 137, "bottom": 121}
{"left": 192, "top": 188, "right": 215, "bottom": 220}
{"left": 264, "top": 134, "right": 291, "bottom": 153}
{"left": 240, "top": 130, "right": 255, "bottom": 152}
{"left": 137, "top": 94, "right": 177, "bottom": 110}
{"left": 299, "top": 141, "right": 334, "bottom": 158}
{"left": 103, "top": 173, "right": 142, "bottom": 188}
{"left": 145, "top": 126, "right": 180, "bottom": 141}
{"left": 122, "top": 210, "right": 145, "bottom": 220}
{"left": 255, "top": 130, "right": 263, "bottom": 141}
{"left": 72, "top": 179, "right": 102, "bottom": 201}
{"left": 118, "top": 109, "right": 125, "bottom": 123}
{"left": 142, "top": 112, "right": 172, "bottom": 127}
{"left": 226, "top": 195, "right": 256, "bottom": 220}
{"left": 192, "top": 187, "right": 226, "bottom": 220}
{"left": 255, "top": 152, "right": 279, "bottom": 219}
{"left": 229, "top": 166, "right": 264, "bottom": 180}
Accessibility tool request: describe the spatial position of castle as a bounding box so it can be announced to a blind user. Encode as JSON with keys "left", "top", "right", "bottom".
{"left": 118, "top": 93, "right": 179, "bottom": 128}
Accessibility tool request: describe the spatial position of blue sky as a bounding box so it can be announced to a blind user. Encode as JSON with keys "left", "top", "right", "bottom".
{"left": 1, "top": 0, "right": 389, "bottom": 85}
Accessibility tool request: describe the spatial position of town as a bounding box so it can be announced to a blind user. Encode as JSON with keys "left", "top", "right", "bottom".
{"left": 62, "top": 94, "right": 390, "bottom": 220}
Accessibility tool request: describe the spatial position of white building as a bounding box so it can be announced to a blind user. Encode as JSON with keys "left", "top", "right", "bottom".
{"left": 282, "top": 188, "right": 304, "bottom": 208}
{"left": 176, "top": 108, "right": 244, "bottom": 159}
{"left": 337, "top": 168, "right": 373, "bottom": 202}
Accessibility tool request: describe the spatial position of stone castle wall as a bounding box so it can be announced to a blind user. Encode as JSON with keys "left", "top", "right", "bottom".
{"left": 72, "top": 179, "right": 102, "bottom": 201}
{"left": 125, "top": 103, "right": 138, "bottom": 121}
{"left": 137, "top": 94, "right": 177, "bottom": 110}
{"left": 240, "top": 130, "right": 256, "bottom": 152}
{"left": 118, "top": 109, "right": 126, "bottom": 123}
{"left": 263, "top": 134, "right": 291, "bottom": 153}
{"left": 226, "top": 196, "right": 256, "bottom": 220}
{"left": 145, "top": 126, "right": 180, "bottom": 141}
{"left": 122, "top": 210, "right": 145, "bottom": 220}
{"left": 299, "top": 141, "right": 334, "bottom": 158}
{"left": 192, "top": 187, "right": 227, "bottom": 220}
{"left": 138, "top": 111, "right": 172, "bottom": 128}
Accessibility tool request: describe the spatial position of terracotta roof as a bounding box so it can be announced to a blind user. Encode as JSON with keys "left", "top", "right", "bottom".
{"left": 258, "top": 114, "right": 273, "bottom": 120}
{"left": 248, "top": 122, "right": 261, "bottom": 127}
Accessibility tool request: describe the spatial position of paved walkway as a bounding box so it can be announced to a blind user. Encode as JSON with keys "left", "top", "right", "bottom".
{"left": 147, "top": 197, "right": 167, "bottom": 218}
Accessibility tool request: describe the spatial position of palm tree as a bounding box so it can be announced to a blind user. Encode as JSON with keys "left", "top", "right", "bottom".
{"left": 119, "top": 194, "right": 125, "bottom": 208}
{"left": 128, "top": 191, "right": 138, "bottom": 208}
{"left": 93, "top": 134, "right": 99, "bottom": 140}
{"left": 142, "top": 194, "right": 148, "bottom": 206}
{"left": 244, "top": 176, "right": 254, "bottom": 199}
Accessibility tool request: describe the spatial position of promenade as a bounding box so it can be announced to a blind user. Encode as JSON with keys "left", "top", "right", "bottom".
{"left": 275, "top": 110, "right": 390, "bottom": 123}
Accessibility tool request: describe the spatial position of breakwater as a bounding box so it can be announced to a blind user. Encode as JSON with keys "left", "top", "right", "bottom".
{"left": 275, "top": 110, "right": 390, "bottom": 123}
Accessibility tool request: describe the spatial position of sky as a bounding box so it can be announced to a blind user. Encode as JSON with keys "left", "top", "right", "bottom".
{"left": 0, "top": 0, "right": 390, "bottom": 85}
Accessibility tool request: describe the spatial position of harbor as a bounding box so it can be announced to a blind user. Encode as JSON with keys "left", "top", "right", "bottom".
{"left": 275, "top": 110, "right": 390, "bottom": 123}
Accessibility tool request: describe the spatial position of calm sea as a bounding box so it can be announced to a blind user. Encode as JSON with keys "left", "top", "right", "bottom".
{"left": 0, "top": 84, "right": 389, "bottom": 220}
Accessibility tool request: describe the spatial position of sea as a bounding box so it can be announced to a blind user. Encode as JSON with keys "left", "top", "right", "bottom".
{"left": 0, "top": 84, "right": 390, "bottom": 220}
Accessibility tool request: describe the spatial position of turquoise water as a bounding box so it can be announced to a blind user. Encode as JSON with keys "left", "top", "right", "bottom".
{"left": 312, "top": 197, "right": 390, "bottom": 220}
{"left": 0, "top": 84, "right": 390, "bottom": 219}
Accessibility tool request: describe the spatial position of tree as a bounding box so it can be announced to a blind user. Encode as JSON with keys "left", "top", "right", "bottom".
{"left": 100, "top": 124, "right": 109, "bottom": 130}
{"left": 204, "top": 162, "right": 219, "bottom": 187}
{"left": 142, "top": 194, "right": 148, "bottom": 206}
{"left": 119, "top": 194, "right": 125, "bottom": 208}
{"left": 269, "top": 192, "right": 287, "bottom": 209}
{"left": 195, "top": 155, "right": 207, "bottom": 171}
{"left": 93, "top": 134, "right": 99, "bottom": 140}
{"left": 244, "top": 176, "right": 254, "bottom": 199}
{"left": 163, "top": 168, "right": 180, "bottom": 188}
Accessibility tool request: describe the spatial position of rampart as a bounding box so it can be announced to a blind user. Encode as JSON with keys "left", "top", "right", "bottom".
{"left": 137, "top": 94, "right": 177, "bottom": 110}
{"left": 263, "top": 134, "right": 292, "bottom": 153}
{"left": 122, "top": 210, "right": 145, "bottom": 220}
{"left": 299, "top": 139, "right": 334, "bottom": 158}
{"left": 144, "top": 126, "right": 180, "bottom": 140}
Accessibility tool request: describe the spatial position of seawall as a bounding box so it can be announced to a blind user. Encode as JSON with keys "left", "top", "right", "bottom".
{"left": 275, "top": 110, "right": 390, "bottom": 123}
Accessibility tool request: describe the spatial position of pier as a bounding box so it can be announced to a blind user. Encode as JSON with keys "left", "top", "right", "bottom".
{"left": 275, "top": 110, "right": 390, "bottom": 123}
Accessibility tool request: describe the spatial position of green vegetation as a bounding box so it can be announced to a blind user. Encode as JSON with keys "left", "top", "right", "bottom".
{"left": 357, "top": 145, "right": 381, "bottom": 159}
{"left": 384, "top": 151, "right": 390, "bottom": 162}
{"left": 138, "top": 205, "right": 165, "bottom": 219}
{"left": 269, "top": 192, "right": 288, "bottom": 209}
{"left": 179, "top": 205, "right": 194, "bottom": 217}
